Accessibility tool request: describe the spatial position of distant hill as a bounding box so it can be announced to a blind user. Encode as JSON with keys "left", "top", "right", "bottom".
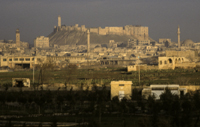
{"left": 48, "top": 29, "right": 156, "bottom": 46}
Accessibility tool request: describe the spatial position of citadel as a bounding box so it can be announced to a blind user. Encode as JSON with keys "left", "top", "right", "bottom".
{"left": 0, "top": 15, "right": 200, "bottom": 70}
{"left": 55, "top": 15, "right": 149, "bottom": 41}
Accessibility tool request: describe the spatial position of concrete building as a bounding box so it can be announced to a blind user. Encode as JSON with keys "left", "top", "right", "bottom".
{"left": 34, "top": 36, "right": 49, "bottom": 48}
{"left": 142, "top": 84, "right": 187, "bottom": 100}
{"left": 0, "top": 56, "right": 46, "bottom": 69}
{"left": 110, "top": 80, "right": 132, "bottom": 101}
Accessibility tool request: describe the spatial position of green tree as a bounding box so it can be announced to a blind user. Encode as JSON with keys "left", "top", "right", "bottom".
{"left": 36, "top": 58, "right": 55, "bottom": 85}
{"left": 160, "top": 88, "right": 181, "bottom": 127}
{"left": 193, "top": 90, "right": 200, "bottom": 127}
{"left": 180, "top": 93, "right": 193, "bottom": 127}
{"left": 63, "top": 64, "right": 77, "bottom": 88}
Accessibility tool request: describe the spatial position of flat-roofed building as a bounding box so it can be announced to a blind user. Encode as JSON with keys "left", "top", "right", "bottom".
{"left": 110, "top": 80, "right": 132, "bottom": 101}
{"left": 34, "top": 36, "right": 49, "bottom": 48}
{"left": 142, "top": 84, "right": 187, "bottom": 100}
{"left": 0, "top": 56, "right": 46, "bottom": 69}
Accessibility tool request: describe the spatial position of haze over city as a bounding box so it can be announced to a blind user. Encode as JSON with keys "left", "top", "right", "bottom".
{"left": 0, "top": 0, "right": 200, "bottom": 44}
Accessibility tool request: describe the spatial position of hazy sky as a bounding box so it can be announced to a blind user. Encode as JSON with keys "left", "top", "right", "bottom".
{"left": 0, "top": 0, "right": 200, "bottom": 44}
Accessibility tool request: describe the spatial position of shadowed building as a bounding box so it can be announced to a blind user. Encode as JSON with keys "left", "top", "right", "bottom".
{"left": 12, "top": 78, "right": 30, "bottom": 87}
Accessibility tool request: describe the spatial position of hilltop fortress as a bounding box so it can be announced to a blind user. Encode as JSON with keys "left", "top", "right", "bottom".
{"left": 49, "top": 15, "right": 150, "bottom": 46}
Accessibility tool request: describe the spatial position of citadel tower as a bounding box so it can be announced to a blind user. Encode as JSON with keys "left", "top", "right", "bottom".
{"left": 16, "top": 28, "right": 20, "bottom": 47}
{"left": 58, "top": 15, "right": 61, "bottom": 27}
{"left": 87, "top": 29, "right": 90, "bottom": 53}
{"left": 177, "top": 25, "right": 180, "bottom": 48}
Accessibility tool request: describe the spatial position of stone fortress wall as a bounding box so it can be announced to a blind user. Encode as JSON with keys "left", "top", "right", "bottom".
{"left": 54, "top": 24, "right": 148, "bottom": 40}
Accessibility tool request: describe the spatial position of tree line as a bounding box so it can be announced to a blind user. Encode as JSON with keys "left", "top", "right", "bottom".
{"left": 1, "top": 87, "right": 200, "bottom": 127}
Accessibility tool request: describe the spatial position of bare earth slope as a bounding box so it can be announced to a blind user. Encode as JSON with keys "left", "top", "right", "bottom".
{"left": 48, "top": 30, "right": 156, "bottom": 46}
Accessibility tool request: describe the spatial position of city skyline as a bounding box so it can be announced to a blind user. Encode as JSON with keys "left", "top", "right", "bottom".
{"left": 0, "top": 0, "right": 200, "bottom": 44}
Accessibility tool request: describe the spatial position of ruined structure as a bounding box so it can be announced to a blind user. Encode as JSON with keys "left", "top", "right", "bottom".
{"left": 34, "top": 36, "right": 49, "bottom": 48}
{"left": 12, "top": 78, "right": 30, "bottom": 87}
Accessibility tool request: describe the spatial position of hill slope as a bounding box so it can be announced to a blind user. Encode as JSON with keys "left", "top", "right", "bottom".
{"left": 48, "top": 30, "right": 156, "bottom": 46}
{"left": 48, "top": 30, "right": 137, "bottom": 45}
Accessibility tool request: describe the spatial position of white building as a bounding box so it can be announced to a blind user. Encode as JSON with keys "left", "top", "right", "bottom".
{"left": 142, "top": 84, "right": 187, "bottom": 100}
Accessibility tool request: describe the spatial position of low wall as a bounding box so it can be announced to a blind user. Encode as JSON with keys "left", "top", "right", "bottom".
{"left": 0, "top": 70, "right": 11, "bottom": 72}
{"left": 176, "top": 62, "right": 196, "bottom": 68}
{"left": 180, "top": 85, "right": 200, "bottom": 91}
{"left": 127, "top": 65, "right": 158, "bottom": 72}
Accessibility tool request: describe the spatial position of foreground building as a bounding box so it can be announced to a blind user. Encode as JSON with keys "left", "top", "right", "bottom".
{"left": 110, "top": 80, "right": 132, "bottom": 101}
{"left": 0, "top": 56, "right": 46, "bottom": 69}
{"left": 0, "top": 56, "right": 87, "bottom": 69}
{"left": 142, "top": 84, "right": 187, "bottom": 100}
{"left": 12, "top": 78, "right": 30, "bottom": 87}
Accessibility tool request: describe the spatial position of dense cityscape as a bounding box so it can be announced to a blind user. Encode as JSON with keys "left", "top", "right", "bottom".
{"left": 0, "top": 1, "right": 200, "bottom": 127}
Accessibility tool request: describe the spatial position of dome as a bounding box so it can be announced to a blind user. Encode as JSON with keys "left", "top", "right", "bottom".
{"left": 182, "top": 39, "right": 194, "bottom": 46}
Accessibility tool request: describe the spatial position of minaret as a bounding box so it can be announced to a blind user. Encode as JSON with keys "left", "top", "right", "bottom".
{"left": 177, "top": 25, "right": 180, "bottom": 49}
{"left": 16, "top": 28, "right": 20, "bottom": 47}
{"left": 87, "top": 29, "right": 90, "bottom": 53}
{"left": 58, "top": 15, "right": 61, "bottom": 27}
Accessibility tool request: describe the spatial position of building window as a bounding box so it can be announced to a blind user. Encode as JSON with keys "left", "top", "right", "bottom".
{"left": 19, "top": 58, "right": 24, "bottom": 61}
{"left": 119, "top": 84, "right": 124, "bottom": 86}
{"left": 25, "top": 58, "right": 30, "bottom": 61}
{"left": 32, "top": 58, "right": 34, "bottom": 61}
{"left": 37, "top": 58, "right": 41, "bottom": 61}
{"left": 164, "top": 61, "right": 167, "bottom": 64}
{"left": 3, "top": 59, "right": 7, "bottom": 61}
{"left": 14, "top": 58, "right": 18, "bottom": 61}
{"left": 168, "top": 59, "right": 172, "bottom": 63}
{"left": 160, "top": 61, "right": 162, "bottom": 65}
{"left": 9, "top": 59, "right": 12, "bottom": 61}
